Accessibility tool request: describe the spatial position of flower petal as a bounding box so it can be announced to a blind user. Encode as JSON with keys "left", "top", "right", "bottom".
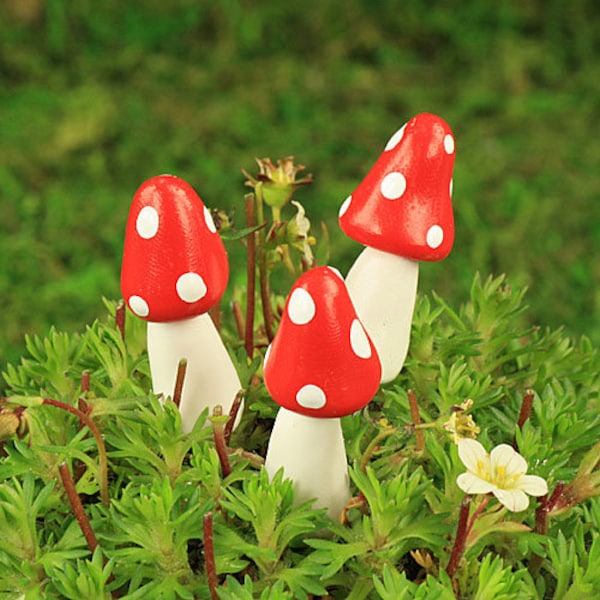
{"left": 458, "top": 438, "right": 488, "bottom": 473}
{"left": 490, "top": 444, "right": 527, "bottom": 476}
{"left": 457, "top": 473, "right": 495, "bottom": 495}
{"left": 517, "top": 475, "right": 548, "bottom": 497}
{"left": 493, "top": 488, "right": 529, "bottom": 512}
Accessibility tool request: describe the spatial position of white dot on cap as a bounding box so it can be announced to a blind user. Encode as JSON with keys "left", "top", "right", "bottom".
{"left": 350, "top": 319, "right": 372, "bottom": 359}
{"left": 176, "top": 272, "right": 207, "bottom": 303}
{"left": 129, "top": 295, "right": 149, "bottom": 317}
{"left": 449, "top": 178, "right": 454, "bottom": 197}
{"left": 426, "top": 225, "right": 444, "bottom": 249}
{"left": 287, "top": 288, "right": 316, "bottom": 325}
{"left": 204, "top": 206, "right": 217, "bottom": 234}
{"left": 136, "top": 206, "right": 159, "bottom": 239}
{"left": 296, "top": 384, "right": 327, "bottom": 410}
{"left": 338, "top": 195, "right": 352, "bottom": 218}
{"left": 444, "top": 134, "right": 455, "bottom": 154}
{"left": 384, "top": 124, "right": 406, "bottom": 151}
{"left": 381, "top": 172, "right": 407, "bottom": 200}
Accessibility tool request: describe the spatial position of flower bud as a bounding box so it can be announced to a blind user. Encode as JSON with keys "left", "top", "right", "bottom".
{"left": 243, "top": 157, "right": 313, "bottom": 211}
{"left": 0, "top": 410, "right": 20, "bottom": 442}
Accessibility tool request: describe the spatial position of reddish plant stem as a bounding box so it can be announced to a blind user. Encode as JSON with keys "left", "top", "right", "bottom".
{"left": 42, "top": 398, "right": 109, "bottom": 507}
{"left": 529, "top": 491, "right": 551, "bottom": 576}
{"left": 513, "top": 389, "right": 535, "bottom": 450}
{"left": 81, "top": 370, "right": 91, "bottom": 394}
{"left": 223, "top": 390, "right": 244, "bottom": 446}
{"left": 231, "top": 300, "right": 245, "bottom": 341}
{"left": 76, "top": 372, "right": 92, "bottom": 481}
{"left": 203, "top": 511, "right": 219, "bottom": 600}
{"left": 517, "top": 389, "right": 535, "bottom": 430}
{"left": 258, "top": 250, "right": 275, "bottom": 342}
{"left": 115, "top": 299, "right": 126, "bottom": 342}
{"left": 244, "top": 194, "right": 257, "bottom": 357}
{"left": 408, "top": 389, "right": 425, "bottom": 451}
{"left": 254, "top": 187, "right": 275, "bottom": 342}
{"left": 59, "top": 462, "right": 100, "bottom": 553}
{"left": 545, "top": 480, "right": 565, "bottom": 513}
{"left": 78, "top": 370, "right": 91, "bottom": 427}
{"left": 446, "top": 495, "right": 471, "bottom": 578}
{"left": 467, "top": 495, "right": 490, "bottom": 534}
{"left": 209, "top": 302, "right": 222, "bottom": 332}
{"left": 534, "top": 494, "right": 550, "bottom": 537}
{"left": 172, "top": 359, "right": 188, "bottom": 409}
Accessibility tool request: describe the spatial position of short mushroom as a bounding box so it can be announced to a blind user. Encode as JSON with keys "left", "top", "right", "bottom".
{"left": 338, "top": 113, "right": 456, "bottom": 383}
{"left": 121, "top": 174, "right": 242, "bottom": 433}
{"left": 263, "top": 266, "right": 381, "bottom": 519}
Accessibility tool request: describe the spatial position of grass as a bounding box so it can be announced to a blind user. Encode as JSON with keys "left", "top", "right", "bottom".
{"left": 2, "top": 0, "right": 600, "bottom": 374}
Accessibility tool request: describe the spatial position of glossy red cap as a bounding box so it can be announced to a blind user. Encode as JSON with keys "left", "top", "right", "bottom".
{"left": 339, "top": 113, "right": 455, "bottom": 261}
{"left": 263, "top": 266, "right": 381, "bottom": 418}
{"left": 120, "top": 175, "right": 229, "bottom": 322}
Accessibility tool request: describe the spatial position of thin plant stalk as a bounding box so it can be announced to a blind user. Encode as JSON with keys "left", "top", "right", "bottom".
{"left": 58, "top": 461, "right": 100, "bottom": 553}
{"left": 517, "top": 389, "right": 535, "bottom": 430}
{"left": 244, "top": 194, "right": 257, "bottom": 357}
{"left": 42, "top": 397, "right": 109, "bottom": 507}
{"left": 446, "top": 494, "right": 471, "bottom": 578}
{"left": 78, "top": 371, "right": 91, "bottom": 426}
{"left": 467, "top": 496, "right": 490, "bottom": 533}
{"left": 203, "top": 511, "right": 219, "bottom": 600}
{"left": 513, "top": 389, "right": 535, "bottom": 450}
{"left": 231, "top": 299, "right": 245, "bottom": 341}
{"left": 530, "top": 482, "right": 564, "bottom": 576}
{"left": 223, "top": 390, "right": 244, "bottom": 445}
{"left": 408, "top": 389, "right": 425, "bottom": 451}
{"left": 209, "top": 302, "right": 222, "bottom": 332}
{"left": 254, "top": 185, "right": 275, "bottom": 342}
{"left": 76, "top": 371, "right": 92, "bottom": 482}
{"left": 81, "top": 370, "right": 91, "bottom": 394}
{"left": 115, "top": 299, "right": 126, "bottom": 341}
{"left": 211, "top": 407, "right": 231, "bottom": 478}
{"left": 172, "top": 359, "right": 188, "bottom": 409}
{"left": 360, "top": 426, "right": 397, "bottom": 472}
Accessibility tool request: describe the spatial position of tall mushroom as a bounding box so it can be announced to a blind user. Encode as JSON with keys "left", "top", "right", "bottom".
{"left": 121, "top": 175, "right": 241, "bottom": 433}
{"left": 263, "top": 266, "right": 381, "bottom": 519}
{"left": 338, "top": 113, "right": 456, "bottom": 383}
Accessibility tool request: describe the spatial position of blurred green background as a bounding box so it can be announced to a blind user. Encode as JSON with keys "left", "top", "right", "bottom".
{"left": 2, "top": 0, "right": 600, "bottom": 373}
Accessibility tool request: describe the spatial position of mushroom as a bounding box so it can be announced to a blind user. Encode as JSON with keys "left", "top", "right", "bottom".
{"left": 338, "top": 113, "right": 456, "bottom": 383}
{"left": 121, "top": 175, "right": 242, "bottom": 433}
{"left": 263, "top": 266, "right": 381, "bottom": 519}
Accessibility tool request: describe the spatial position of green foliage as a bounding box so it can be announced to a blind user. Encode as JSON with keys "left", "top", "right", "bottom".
{"left": 1, "top": 257, "right": 600, "bottom": 597}
{"left": 46, "top": 548, "right": 114, "bottom": 600}
{"left": 2, "top": 0, "right": 600, "bottom": 374}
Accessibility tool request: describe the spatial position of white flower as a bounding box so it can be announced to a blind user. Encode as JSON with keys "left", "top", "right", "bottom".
{"left": 456, "top": 438, "right": 548, "bottom": 512}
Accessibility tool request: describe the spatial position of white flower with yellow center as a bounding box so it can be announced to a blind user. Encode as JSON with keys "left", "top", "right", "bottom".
{"left": 456, "top": 438, "right": 548, "bottom": 511}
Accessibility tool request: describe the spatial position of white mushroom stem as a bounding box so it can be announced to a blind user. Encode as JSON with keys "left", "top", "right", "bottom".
{"left": 345, "top": 246, "right": 419, "bottom": 383}
{"left": 147, "top": 313, "right": 242, "bottom": 433}
{"left": 265, "top": 407, "right": 351, "bottom": 520}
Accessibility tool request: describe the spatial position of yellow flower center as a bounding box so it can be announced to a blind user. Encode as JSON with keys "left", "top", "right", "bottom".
{"left": 475, "top": 459, "right": 490, "bottom": 480}
{"left": 491, "top": 465, "right": 523, "bottom": 489}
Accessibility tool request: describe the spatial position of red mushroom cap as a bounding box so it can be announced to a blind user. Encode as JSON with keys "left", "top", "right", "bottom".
{"left": 338, "top": 113, "right": 455, "bottom": 261}
{"left": 120, "top": 175, "right": 229, "bottom": 322}
{"left": 263, "top": 266, "right": 381, "bottom": 418}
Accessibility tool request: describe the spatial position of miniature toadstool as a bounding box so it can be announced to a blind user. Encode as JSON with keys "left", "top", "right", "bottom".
{"left": 263, "top": 266, "right": 381, "bottom": 519}
{"left": 121, "top": 174, "right": 241, "bottom": 433}
{"left": 338, "top": 113, "right": 456, "bottom": 383}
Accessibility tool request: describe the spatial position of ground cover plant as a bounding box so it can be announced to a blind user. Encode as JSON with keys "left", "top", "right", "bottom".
{"left": 1, "top": 157, "right": 599, "bottom": 598}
